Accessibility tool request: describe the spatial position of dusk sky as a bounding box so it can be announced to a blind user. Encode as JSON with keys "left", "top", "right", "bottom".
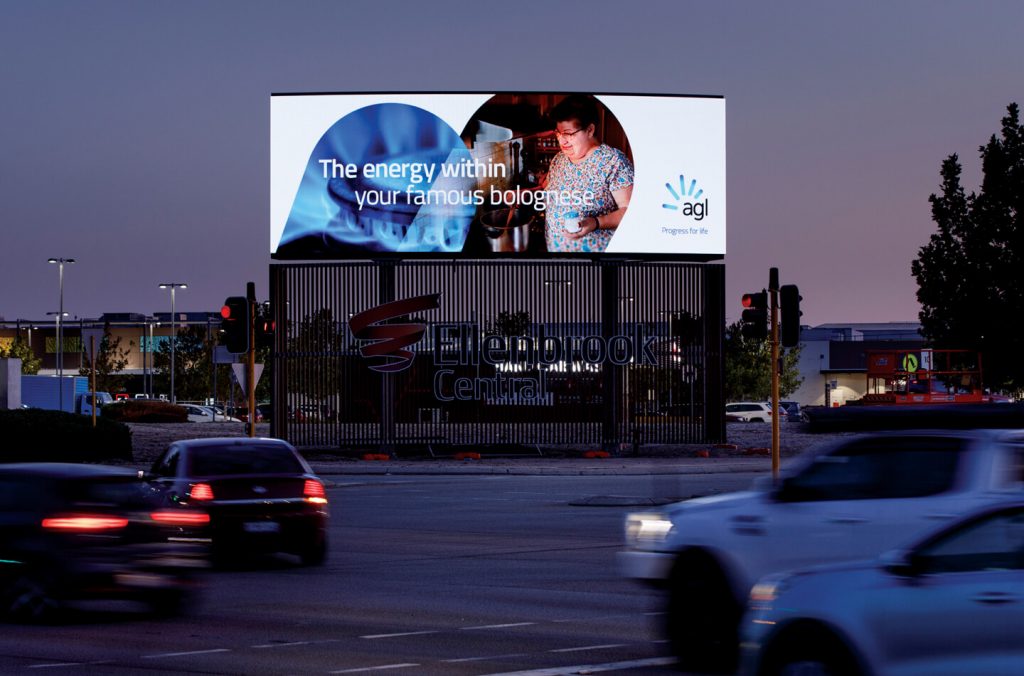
{"left": 2, "top": 1, "right": 1021, "bottom": 327}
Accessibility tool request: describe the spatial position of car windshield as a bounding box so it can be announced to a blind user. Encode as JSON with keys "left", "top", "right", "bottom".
{"left": 187, "top": 445, "right": 305, "bottom": 476}
{"left": 782, "top": 436, "right": 964, "bottom": 501}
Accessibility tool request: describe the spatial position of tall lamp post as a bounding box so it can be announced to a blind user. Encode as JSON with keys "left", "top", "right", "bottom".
{"left": 45, "top": 311, "right": 69, "bottom": 409}
{"left": 47, "top": 258, "right": 75, "bottom": 411}
{"left": 159, "top": 283, "right": 187, "bottom": 403}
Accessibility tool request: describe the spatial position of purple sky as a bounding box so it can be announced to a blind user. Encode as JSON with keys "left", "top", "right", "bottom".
{"left": 2, "top": 1, "right": 1021, "bottom": 326}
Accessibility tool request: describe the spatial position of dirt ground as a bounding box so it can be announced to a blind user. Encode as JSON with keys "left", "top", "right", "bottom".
{"left": 126, "top": 421, "right": 846, "bottom": 465}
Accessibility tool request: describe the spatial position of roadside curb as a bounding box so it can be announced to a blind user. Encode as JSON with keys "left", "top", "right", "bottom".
{"left": 307, "top": 457, "right": 780, "bottom": 477}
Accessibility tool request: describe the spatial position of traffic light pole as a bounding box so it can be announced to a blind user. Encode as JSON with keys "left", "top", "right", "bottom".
{"left": 246, "top": 282, "right": 257, "bottom": 438}
{"left": 769, "top": 267, "right": 780, "bottom": 480}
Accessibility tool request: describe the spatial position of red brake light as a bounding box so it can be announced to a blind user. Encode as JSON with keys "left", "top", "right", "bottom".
{"left": 304, "top": 479, "right": 327, "bottom": 504}
{"left": 42, "top": 514, "right": 129, "bottom": 531}
{"left": 189, "top": 483, "right": 215, "bottom": 501}
{"left": 150, "top": 510, "right": 211, "bottom": 526}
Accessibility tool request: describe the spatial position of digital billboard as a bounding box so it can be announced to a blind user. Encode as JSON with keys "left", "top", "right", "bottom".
{"left": 271, "top": 93, "right": 725, "bottom": 259}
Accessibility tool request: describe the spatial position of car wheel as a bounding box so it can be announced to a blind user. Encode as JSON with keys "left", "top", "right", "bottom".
{"left": 760, "top": 625, "right": 861, "bottom": 676}
{"left": 2, "top": 573, "right": 60, "bottom": 623}
{"left": 299, "top": 534, "right": 328, "bottom": 567}
{"left": 146, "top": 588, "right": 190, "bottom": 618}
{"left": 664, "top": 552, "right": 740, "bottom": 674}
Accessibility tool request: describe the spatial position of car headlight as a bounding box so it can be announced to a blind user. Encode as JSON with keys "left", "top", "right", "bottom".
{"left": 749, "top": 573, "right": 792, "bottom": 605}
{"left": 624, "top": 512, "right": 674, "bottom": 546}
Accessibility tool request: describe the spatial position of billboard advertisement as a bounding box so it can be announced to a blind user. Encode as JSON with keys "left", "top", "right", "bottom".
{"left": 271, "top": 92, "right": 725, "bottom": 259}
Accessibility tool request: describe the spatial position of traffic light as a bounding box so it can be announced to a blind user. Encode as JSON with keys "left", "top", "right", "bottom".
{"left": 780, "top": 284, "right": 803, "bottom": 348}
{"left": 670, "top": 312, "right": 701, "bottom": 345}
{"left": 740, "top": 291, "right": 768, "bottom": 340}
{"left": 220, "top": 296, "right": 249, "bottom": 354}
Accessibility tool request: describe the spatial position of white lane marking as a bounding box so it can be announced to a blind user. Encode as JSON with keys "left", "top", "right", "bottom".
{"left": 548, "top": 643, "right": 627, "bottom": 653}
{"left": 477, "top": 656, "right": 677, "bottom": 675}
{"left": 251, "top": 641, "right": 311, "bottom": 649}
{"left": 360, "top": 630, "right": 439, "bottom": 639}
{"left": 142, "top": 648, "right": 231, "bottom": 659}
{"left": 329, "top": 664, "right": 420, "bottom": 674}
{"left": 442, "top": 653, "right": 527, "bottom": 663}
{"left": 460, "top": 622, "right": 536, "bottom": 631}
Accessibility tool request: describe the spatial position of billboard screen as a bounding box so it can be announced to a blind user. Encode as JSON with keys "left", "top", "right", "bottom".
{"left": 271, "top": 92, "right": 725, "bottom": 260}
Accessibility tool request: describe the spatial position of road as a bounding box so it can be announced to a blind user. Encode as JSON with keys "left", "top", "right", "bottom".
{"left": 0, "top": 472, "right": 761, "bottom": 675}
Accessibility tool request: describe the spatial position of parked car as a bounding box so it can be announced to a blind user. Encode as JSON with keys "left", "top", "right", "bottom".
{"left": 146, "top": 438, "right": 328, "bottom": 566}
{"left": 180, "top": 404, "right": 240, "bottom": 423}
{"left": 726, "top": 401, "right": 786, "bottom": 423}
{"left": 619, "top": 429, "right": 1024, "bottom": 672}
{"left": 75, "top": 391, "right": 113, "bottom": 416}
{"left": 741, "top": 501, "right": 1024, "bottom": 676}
{"left": 780, "top": 400, "right": 803, "bottom": 422}
{"left": 0, "top": 463, "right": 209, "bottom": 621}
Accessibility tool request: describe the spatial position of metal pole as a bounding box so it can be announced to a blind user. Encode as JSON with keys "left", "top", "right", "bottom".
{"left": 170, "top": 287, "right": 176, "bottom": 404}
{"left": 160, "top": 283, "right": 187, "bottom": 404}
{"left": 769, "top": 267, "right": 780, "bottom": 479}
{"left": 58, "top": 263, "right": 64, "bottom": 410}
{"left": 48, "top": 258, "right": 75, "bottom": 411}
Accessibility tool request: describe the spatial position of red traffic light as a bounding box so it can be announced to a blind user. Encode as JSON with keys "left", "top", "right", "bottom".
{"left": 220, "top": 305, "right": 233, "bottom": 320}
{"left": 742, "top": 291, "right": 767, "bottom": 309}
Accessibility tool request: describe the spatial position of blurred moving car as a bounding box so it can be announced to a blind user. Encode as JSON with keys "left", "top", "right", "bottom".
{"left": 0, "top": 463, "right": 209, "bottom": 621}
{"left": 147, "top": 438, "right": 328, "bottom": 566}
{"left": 619, "top": 429, "right": 1024, "bottom": 672}
{"left": 726, "top": 402, "right": 786, "bottom": 423}
{"left": 742, "top": 501, "right": 1024, "bottom": 676}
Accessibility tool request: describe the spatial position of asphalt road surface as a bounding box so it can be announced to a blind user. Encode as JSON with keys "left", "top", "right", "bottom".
{"left": 0, "top": 472, "right": 761, "bottom": 675}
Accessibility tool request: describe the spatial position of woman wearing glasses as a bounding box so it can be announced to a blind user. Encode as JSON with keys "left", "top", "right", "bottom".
{"left": 543, "top": 95, "right": 634, "bottom": 252}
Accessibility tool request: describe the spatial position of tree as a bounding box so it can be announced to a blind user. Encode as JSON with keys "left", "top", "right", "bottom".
{"left": 912, "top": 103, "right": 1023, "bottom": 391}
{"left": 153, "top": 325, "right": 221, "bottom": 402}
{"left": 79, "top": 324, "right": 133, "bottom": 393}
{"left": 287, "top": 308, "right": 346, "bottom": 404}
{"left": 0, "top": 338, "right": 41, "bottom": 374}
{"left": 723, "top": 321, "right": 802, "bottom": 401}
{"left": 484, "top": 310, "right": 532, "bottom": 337}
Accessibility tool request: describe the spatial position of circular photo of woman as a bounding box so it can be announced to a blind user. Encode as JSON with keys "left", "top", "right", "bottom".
{"left": 460, "top": 93, "right": 634, "bottom": 255}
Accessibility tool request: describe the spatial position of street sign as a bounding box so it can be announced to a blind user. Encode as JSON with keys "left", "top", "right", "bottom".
{"left": 231, "top": 363, "right": 264, "bottom": 391}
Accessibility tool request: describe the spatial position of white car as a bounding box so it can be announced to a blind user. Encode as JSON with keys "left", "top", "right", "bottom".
{"left": 619, "top": 429, "right": 1024, "bottom": 673}
{"left": 726, "top": 401, "right": 785, "bottom": 423}
{"left": 741, "top": 501, "right": 1024, "bottom": 676}
{"left": 181, "top": 404, "right": 240, "bottom": 423}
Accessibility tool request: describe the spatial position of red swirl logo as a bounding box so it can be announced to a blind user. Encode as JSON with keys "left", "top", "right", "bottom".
{"left": 348, "top": 294, "right": 441, "bottom": 372}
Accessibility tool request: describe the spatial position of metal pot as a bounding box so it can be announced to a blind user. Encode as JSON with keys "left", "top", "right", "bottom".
{"left": 479, "top": 207, "right": 533, "bottom": 252}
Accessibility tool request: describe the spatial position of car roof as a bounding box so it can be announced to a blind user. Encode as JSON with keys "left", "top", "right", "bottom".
{"left": 0, "top": 463, "right": 139, "bottom": 479}
{"left": 170, "top": 437, "right": 295, "bottom": 450}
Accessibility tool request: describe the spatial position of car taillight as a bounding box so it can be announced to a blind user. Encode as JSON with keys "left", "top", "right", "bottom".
{"left": 304, "top": 479, "right": 327, "bottom": 504}
{"left": 150, "top": 510, "right": 211, "bottom": 526}
{"left": 189, "top": 483, "right": 215, "bottom": 501}
{"left": 42, "top": 514, "right": 129, "bottom": 531}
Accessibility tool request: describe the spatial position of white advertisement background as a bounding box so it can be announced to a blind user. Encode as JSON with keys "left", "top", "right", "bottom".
{"left": 270, "top": 94, "right": 725, "bottom": 256}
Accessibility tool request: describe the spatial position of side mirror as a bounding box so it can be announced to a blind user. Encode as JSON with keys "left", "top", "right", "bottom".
{"left": 881, "top": 549, "right": 924, "bottom": 577}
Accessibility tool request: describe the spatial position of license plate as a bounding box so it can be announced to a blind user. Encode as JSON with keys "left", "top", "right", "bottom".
{"left": 243, "top": 521, "right": 279, "bottom": 533}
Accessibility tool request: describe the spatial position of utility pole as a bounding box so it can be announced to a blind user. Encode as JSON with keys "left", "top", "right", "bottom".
{"left": 246, "top": 282, "right": 257, "bottom": 438}
{"left": 769, "top": 267, "right": 781, "bottom": 479}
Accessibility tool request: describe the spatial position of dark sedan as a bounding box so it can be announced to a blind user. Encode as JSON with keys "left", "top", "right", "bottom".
{"left": 147, "top": 438, "right": 328, "bottom": 566}
{"left": 0, "top": 463, "right": 209, "bottom": 621}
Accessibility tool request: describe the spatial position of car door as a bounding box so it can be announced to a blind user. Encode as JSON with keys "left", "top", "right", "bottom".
{"left": 754, "top": 436, "right": 975, "bottom": 573}
{"left": 869, "top": 506, "right": 1024, "bottom": 676}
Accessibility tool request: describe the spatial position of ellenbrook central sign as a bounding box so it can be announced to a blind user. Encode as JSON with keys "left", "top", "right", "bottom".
{"left": 350, "top": 296, "right": 659, "bottom": 404}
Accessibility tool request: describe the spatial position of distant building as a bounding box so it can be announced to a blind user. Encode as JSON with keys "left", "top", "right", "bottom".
{"left": 791, "top": 322, "right": 924, "bottom": 407}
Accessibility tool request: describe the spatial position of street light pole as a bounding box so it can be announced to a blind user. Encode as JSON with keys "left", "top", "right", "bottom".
{"left": 47, "top": 258, "right": 75, "bottom": 411}
{"left": 159, "top": 283, "right": 187, "bottom": 404}
{"left": 45, "top": 311, "right": 69, "bottom": 409}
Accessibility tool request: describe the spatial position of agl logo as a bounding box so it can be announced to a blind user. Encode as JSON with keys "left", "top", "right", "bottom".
{"left": 661, "top": 174, "right": 709, "bottom": 221}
